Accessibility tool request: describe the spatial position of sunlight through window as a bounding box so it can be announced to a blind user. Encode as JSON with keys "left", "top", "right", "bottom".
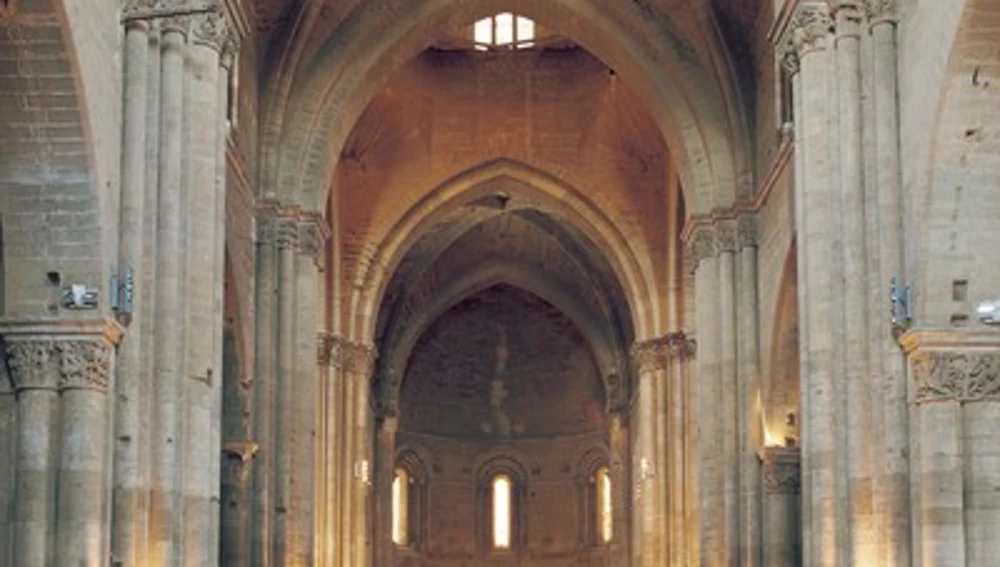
{"left": 597, "top": 466, "right": 612, "bottom": 543}
{"left": 392, "top": 468, "right": 409, "bottom": 546}
{"left": 473, "top": 13, "right": 535, "bottom": 50}
{"left": 492, "top": 474, "right": 512, "bottom": 549}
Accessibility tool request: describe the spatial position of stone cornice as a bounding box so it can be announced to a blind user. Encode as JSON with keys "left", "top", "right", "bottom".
{"left": 1, "top": 318, "right": 123, "bottom": 393}
{"left": 760, "top": 447, "right": 801, "bottom": 494}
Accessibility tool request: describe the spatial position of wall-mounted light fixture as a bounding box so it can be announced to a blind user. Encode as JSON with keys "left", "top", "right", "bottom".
{"left": 890, "top": 276, "right": 913, "bottom": 331}
{"left": 110, "top": 267, "right": 135, "bottom": 322}
{"left": 61, "top": 284, "right": 99, "bottom": 310}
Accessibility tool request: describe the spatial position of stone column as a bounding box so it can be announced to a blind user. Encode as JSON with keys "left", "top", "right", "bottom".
{"left": 112, "top": 7, "right": 150, "bottom": 563}
{"left": 251, "top": 204, "right": 279, "bottom": 567}
{"left": 149, "top": 17, "right": 188, "bottom": 565}
{"left": 343, "top": 340, "right": 376, "bottom": 567}
{"left": 716, "top": 221, "right": 739, "bottom": 565}
{"left": 902, "top": 331, "right": 1000, "bottom": 566}
{"left": 834, "top": 2, "right": 878, "bottom": 563}
{"left": 690, "top": 226, "right": 724, "bottom": 564}
{"left": 289, "top": 216, "right": 322, "bottom": 565}
{"left": 0, "top": 357, "right": 13, "bottom": 566}
{"left": 737, "top": 216, "right": 762, "bottom": 567}
{"left": 780, "top": 4, "right": 848, "bottom": 564}
{"left": 760, "top": 447, "right": 801, "bottom": 567}
{"left": 666, "top": 333, "right": 695, "bottom": 567}
{"left": 630, "top": 337, "right": 669, "bottom": 567}
{"left": 374, "top": 413, "right": 399, "bottom": 567}
{"left": 182, "top": 11, "right": 227, "bottom": 564}
{"left": 273, "top": 217, "right": 297, "bottom": 564}
{"left": 220, "top": 441, "right": 258, "bottom": 566}
{"left": 325, "top": 335, "right": 345, "bottom": 567}
{"left": 867, "top": 2, "right": 910, "bottom": 563}
{"left": 1, "top": 319, "right": 122, "bottom": 567}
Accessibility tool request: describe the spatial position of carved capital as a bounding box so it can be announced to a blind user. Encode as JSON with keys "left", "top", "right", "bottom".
{"left": 0, "top": 0, "right": 20, "bottom": 23}
{"left": 687, "top": 226, "right": 716, "bottom": 270}
{"left": 3, "top": 320, "right": 121, "bottom": 393}
{"left": 298, "top": 220, "right": 323, "bottom": 260}
{"left": 255, "top": 216, "right": 275, "bottom": 245}
{"left": 275, "top": 219, "right": 298, "bottom": 250}
{"left": 761, "top": 447, "right": 801, "bottom": 494}
{"left": 786, "top": 2, "right": 833, "bottom": 57}
{"left": 910, "top": 351, "right": 1000, "bottom": 403}
{"left": 190, "top": 8, "right": 230, "bottom": 52}
{"left": 5, "top": 340, "right": 58, "bottom": 391}
{"left": 865, "top": 0, "right": 896, "bottom": 25}
{"left": 779, "top": 35, "right": 800, "bottom": 76}
{"left": 317, "top": 332, "right": 335, "bottom": 367}
{"left": 631, "top": 333, "right": 695, "bottom": 375}
{"left": 157, "top": 0, "right": 190, "bottom": 35}
{"left": 334, "top": 337, "right": 376, "bottom": 378}
{"left": 716, "top": 222, "right": 738, "bottom": 253}
{"left": 737, "top": 215, "right": 758, "bottom": 248}
{"left": 831, "top": 1, "right": 864, "bottom": 37}
{"left": 57, "top": 340, "right": 113, "bottom": 391}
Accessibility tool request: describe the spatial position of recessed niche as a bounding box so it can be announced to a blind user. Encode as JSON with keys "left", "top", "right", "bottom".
{"left": 952, "top": 279, "right": 968, "bottom": 302}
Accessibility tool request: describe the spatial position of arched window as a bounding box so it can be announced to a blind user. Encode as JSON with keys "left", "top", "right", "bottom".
{"left": 391, "top": 467, "right": 409, "bottom": 546}
{"left": 473, "top": 13, "right": 535, "bottom": 50}
{"left": 596, "top": 466, "right": 612, "bottom": 544}
{"left": 491, "top": 474, "right": 513, "bottom": 549}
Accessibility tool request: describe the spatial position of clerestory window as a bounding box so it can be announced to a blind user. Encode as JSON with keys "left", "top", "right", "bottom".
{"left": 391, "top": 467, "right": 409, "bottom": 546}
{"left": 491, "top": 474, "right": 513, "bottom": 549}
{"left": 473, "top": 13, "right": 535, "bottom": 50}
{"left": 596, "top": 466, "right": 612, "bottom": 544}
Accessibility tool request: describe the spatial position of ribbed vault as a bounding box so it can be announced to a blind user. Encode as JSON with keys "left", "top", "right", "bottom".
{"left": 372, "top": 176, "right": 633, "bottom": 415}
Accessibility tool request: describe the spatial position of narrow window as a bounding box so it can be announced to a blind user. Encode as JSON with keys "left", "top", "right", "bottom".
{"left": 392, "top": 468, "right": 409, "bottom": 546}
{"left": 596, "top": 466, "right": 612, "bottom": 543}
{"left": 492, "top": 474, "right": 512, "bottom": 549}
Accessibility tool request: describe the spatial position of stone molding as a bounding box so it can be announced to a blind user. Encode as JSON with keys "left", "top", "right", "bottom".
{"left": 760, "top": 447, "right": 801, "bottom": 495}
{"left": 631, "top": 332, "right": 697, "bottom": 375}
{"left": 910, "top": 352, "right": 1000, "bottom": 403}
{"left": 1, "top": 319, "right": 122, "bottom": 393}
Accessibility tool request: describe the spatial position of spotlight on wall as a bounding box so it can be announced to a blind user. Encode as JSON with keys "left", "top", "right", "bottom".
{"left": 977, "top": 300, "right": 1000, "bottom": 326}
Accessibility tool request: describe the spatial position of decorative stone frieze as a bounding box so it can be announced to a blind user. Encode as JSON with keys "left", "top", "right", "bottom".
{"left": 910, "top": 351, "right": 1000, "bottom": 403}
{"left": 5, "top": 340, "right": 58, "bottom": 391}
{"left": 760, "top": 447, "right": 801, "bottom": 494}
{"left": 631, "top": 332, "right": 697, "bottom": 375}
{"left": 1, "top": 319, "right": 122, "bottom": 393}
{"left": 57, "top": 340, "right": 114, "bottom": 391}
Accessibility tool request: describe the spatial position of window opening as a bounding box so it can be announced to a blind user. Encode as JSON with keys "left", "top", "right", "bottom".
{"left": 596, "top": 466, "right": 612, "bottom": 543}
{"left": 392, "top": 468, "right": 409, "bottom": 546}
{"left": 492, "top": 474, "right": 512, "bottom": 549}
{"left": 473, "top": 13, "right": 535, "bottom": 50}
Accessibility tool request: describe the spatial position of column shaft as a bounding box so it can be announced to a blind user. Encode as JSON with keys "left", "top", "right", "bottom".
{"left": 374, "top": 416, "right": 398, "bottom": 567}
{"left": 251, "top": 213, "right": 277, "bottom": 567}
{"left": 963, "top": 401, "right": 1000, "bottom": 563}
{"left": 835, "top": 3, "right": 875, "bottom": 562}
{"left": 112, "top": 18, "right": 150, "bottom": 565}
{"left": 273, "top": 219, "right": 297, "bottom": 564}
{"left": 289, "top": 220, "right": 320, "bottom": 565}
{"left": 12, "top": 375, "right": 58, "bottom": 565}
{"left": 181, "top": 37, "right": 222, "bottom": 567}
{"left": 0, "top": 374, "right": 13, "bottom": 567}
{"left": 340, "top": 355, "right": 356, "bottom": 566}
{"left": 717, "top": 231, "right": 738, "bottom": 566}
{"left": 667, "top": 341, "right": 689, "bottom": 566}
{"left": 918, "top": 402, "right": 965, "bottom": 566}
{"left": 150, "top": 26, "right": 187, "bottom": 565}
{"left": 761, "top": 448, "right": 801, "bottom": 567}
{"left": 871, "top": 13, "right": 910, "bottom": 564}
{"left": 692, "top": 228, "right": 722, "bottom": 565}
{"left": 737, "top": 222, "right": 762, "bottom": 567}
{"left": 136, "top": 27, "right": 161, "bottom": 565}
